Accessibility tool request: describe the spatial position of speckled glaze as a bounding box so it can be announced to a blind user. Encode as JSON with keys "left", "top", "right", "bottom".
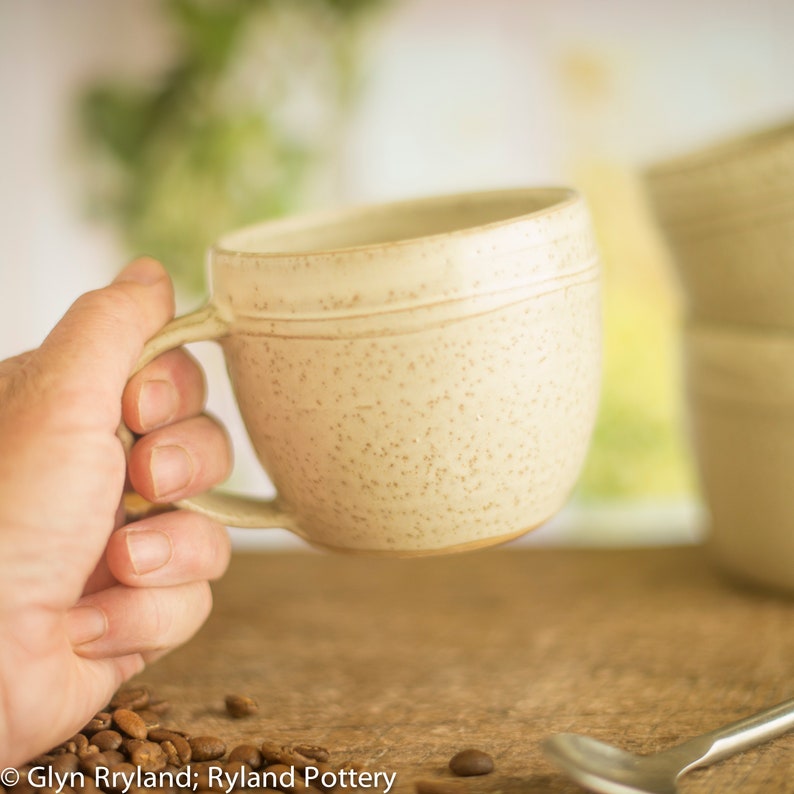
{"left": 138, "top": 188, "right": 602, "bottom": 555}
{"left": 645, "top": 120, "right": 794, "bottom": 329}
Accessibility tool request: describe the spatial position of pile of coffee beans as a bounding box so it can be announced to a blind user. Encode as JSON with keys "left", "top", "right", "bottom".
{"left": 6, "top": 685, "right": 368, "bottom": 794}
{"left": 6, "top": 685, "right": 496, "bottom": 794}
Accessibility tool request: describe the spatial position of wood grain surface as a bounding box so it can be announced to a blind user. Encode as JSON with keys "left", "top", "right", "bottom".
{"left": 137, "top": 546, "right": 794, "bottom": 793}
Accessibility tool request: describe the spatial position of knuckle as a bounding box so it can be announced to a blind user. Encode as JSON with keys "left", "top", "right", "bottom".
{"left": 143, "top": 588, "right": 175, "bottom": 643}
{"left": 75, "top": 284, "right": 138, "bottom": 322}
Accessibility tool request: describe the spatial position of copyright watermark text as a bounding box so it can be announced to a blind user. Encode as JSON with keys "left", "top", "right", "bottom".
{"left": 3, "top": 764, "right": 397, "bottom": 794}
{"left": 1, "top": 767, "right": 21, "bottom": 787}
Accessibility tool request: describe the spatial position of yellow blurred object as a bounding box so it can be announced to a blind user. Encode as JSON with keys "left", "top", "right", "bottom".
{"left": 575, "top": 162, "right": 695, "bottom": 500}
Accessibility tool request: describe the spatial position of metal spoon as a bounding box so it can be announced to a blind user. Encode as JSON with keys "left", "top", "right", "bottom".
{"left": 543, "top": 697, "right": 794, "bottom": 794}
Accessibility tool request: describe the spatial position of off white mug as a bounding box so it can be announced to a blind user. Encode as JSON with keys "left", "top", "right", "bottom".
{"left": 135, "top": 188, "right": 602, "bottom": 555}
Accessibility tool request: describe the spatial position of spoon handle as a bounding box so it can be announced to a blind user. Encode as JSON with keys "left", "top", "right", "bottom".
{"left": 673, "top": 697, "right": 794, "bottom": 773}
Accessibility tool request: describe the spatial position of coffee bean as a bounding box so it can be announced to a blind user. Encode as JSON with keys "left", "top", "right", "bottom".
{"left": 109, "top": 761, "right": 135, "bottom": 775}
{"left": 448, "top": 748, "right": 494, "bottom": 776}
{"left": 259, "top": 741, "right": 284, "bottom": 766}
{"left": 83, "top": 712, "right": 112, "bottom": 735}
{"left": 134, "top": 710, "right": 161, "bottom": 730}
{"left": 121, "top": 737, "right": 143, "bottom": 755}
{"left": 72, "top": 734, "right": 90, "bottom": 753}
{"left": 127, "top": 740, "right": 167, "bottom": 772}
{"left": 189, "top": 736, "right": 226, "bottom": 762}
{"left": 192, "top": 765, "right": 224, "bottom": 791}
{"left": 77, "top": 744, "right": 101, "bottom": 760}
{"left": 79, "top": 752, "right": 110, "bottom": 775}
{"left": 292, "top": 745, "right": 330, "bottom": 763}
{"left": 228, "top": 744, "right": 263, "bottom": 769}
{"left": 260, "top": 741, "right": 328, "bottom": 771}
{"left": 102, "top": 750, "right": 126, "bottom": 766}
{"left": 148, "top": 729, "right": 192, "bottom": 764}
{"left": 225, "top": 694, "right": 258, "bottom": 718}
{"left": 167, "top": 734, "right": 192, "bottom": 765}
{"left": 190, "top": 761, "right": 213, "bottom": 772}
{"left": 113, "top": 709, "right": 148, "bottom": 740}
{"left": 79, "top": 776, "right": 105, "bottom": 794}
{"left": 50, "top": 753, "right": 79, "bottom": 775}
{"left": 105, "top": 764, "right": 137, "bottom": 794}
{"left": 110, "top": 687, "right": 151, "bottom": 711}
{"left": 276, "top": 747, "right": 312, "bottom": 771}
{"left": 91, "top": 729, "right": 123, "bottom": 752}
{"left": 222, "top": 761, "right": 251, "bottom": 789}
{"left": 147, "top": 727, "right": 189, "bottom": 742}
{"left": 133, "top": 743, "right": 165, "bottom": 772}
{"left": 263, "top": 764, "right": 306, "bottom": 794}
{"left": 159, "top": 740, "right": 180, "bottom": 768}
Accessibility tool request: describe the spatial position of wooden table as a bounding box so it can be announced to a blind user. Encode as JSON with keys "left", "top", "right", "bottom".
{"left": 139, "top": 546, "right": 794, "bottom": 793}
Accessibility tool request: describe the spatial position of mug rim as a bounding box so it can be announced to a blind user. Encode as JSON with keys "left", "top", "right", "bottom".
{"left": 211, "top": 186, "right": 581, "bottom": 259}
{"left": 645, "top": 118, "right": 794, "bottom": 178}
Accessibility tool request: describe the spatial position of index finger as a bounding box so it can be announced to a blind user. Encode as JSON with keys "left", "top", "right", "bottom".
{"left": 32, "top": 258, "right": 176, "bottom": 431}
{"left": 122, "top": 348, "right": 207, "bottom": 434}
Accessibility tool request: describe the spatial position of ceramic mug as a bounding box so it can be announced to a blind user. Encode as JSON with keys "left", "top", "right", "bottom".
{"left": 645, "top": 120, "right": 794, "bottom": 329}
{"left": 135, "top": 188, "right": 602, "bottom": 555}
{"left": 685, "top": 322, "right": 794, "bottom": 593}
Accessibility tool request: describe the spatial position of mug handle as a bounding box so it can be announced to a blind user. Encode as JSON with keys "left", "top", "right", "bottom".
{"left": 123, "top": 303, "right": 296, "bottom": 530}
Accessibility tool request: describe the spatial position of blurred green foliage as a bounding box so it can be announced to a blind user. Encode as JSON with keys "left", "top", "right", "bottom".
{"left": 80, "top": 0, "right": 384, "bottom": 295}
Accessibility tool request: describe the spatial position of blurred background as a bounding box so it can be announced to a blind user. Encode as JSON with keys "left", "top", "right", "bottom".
{"left": 2, "top": 0, "right": 792, "bottom": 548}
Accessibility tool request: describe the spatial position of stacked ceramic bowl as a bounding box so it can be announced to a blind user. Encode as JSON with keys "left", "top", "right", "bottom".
{"left": 645, "top": 121, "right": 794, "bottom": 593}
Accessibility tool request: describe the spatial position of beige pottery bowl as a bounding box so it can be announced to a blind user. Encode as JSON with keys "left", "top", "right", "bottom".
{"left": 646, "top": 121, "right": 794, "bottom": 329}
{"left": 685, "top": 322, "right": 794, "bottom": 592}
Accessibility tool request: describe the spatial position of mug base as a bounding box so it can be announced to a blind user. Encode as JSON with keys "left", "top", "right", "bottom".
{"left": 301, "top": 521, "right": 543, "bottom": 558}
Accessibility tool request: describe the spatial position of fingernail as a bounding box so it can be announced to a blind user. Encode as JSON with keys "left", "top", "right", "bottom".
{"left": 138, "top": 378, "right": 179, "bottom": 430}
{"left": 126, "top": 528, "right": 173, "bottom": 575}
{"left": 115, "top": 257, "right": 165, "bottom": 286}
{"left": 67, "top": 605, "right": 107, "bottom": 647}
{"left": 151, "top": 445, "right": 193, "bottom": 499}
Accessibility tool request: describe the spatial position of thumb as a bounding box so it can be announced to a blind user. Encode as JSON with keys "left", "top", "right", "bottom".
{"left": 32, "top": 257, "right": 175, "bottom": 426}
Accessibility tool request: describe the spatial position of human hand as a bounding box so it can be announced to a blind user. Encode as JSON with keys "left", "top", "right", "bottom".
{"left": 0, "top": 257, "right": 232, "bottom": 767}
